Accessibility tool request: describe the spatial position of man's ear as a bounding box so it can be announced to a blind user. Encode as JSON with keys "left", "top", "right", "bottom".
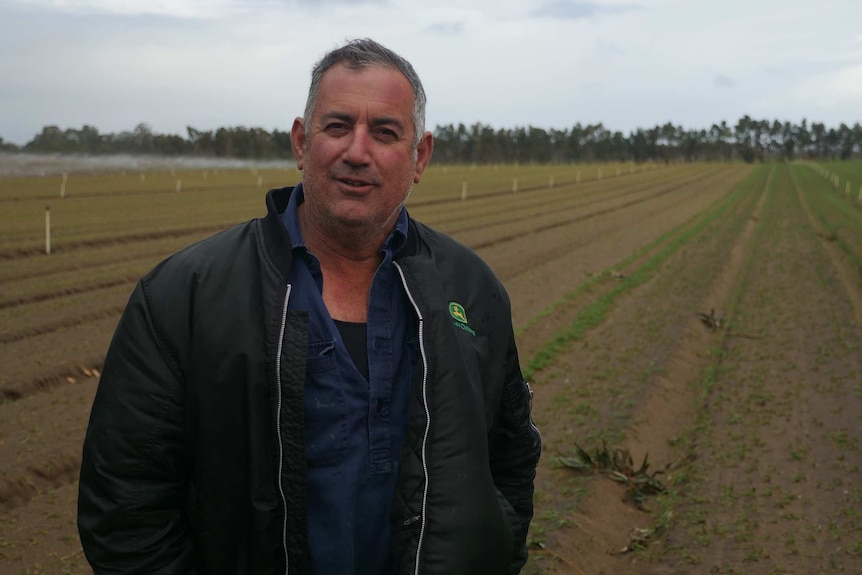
{"left": 290, "top": 117, "right": 307, "bottom": 170}
{"left": 413, "top": 131, "right": 434, "bottom": 184}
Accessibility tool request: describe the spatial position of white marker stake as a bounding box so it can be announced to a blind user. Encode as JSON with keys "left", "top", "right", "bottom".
{"left": 512, "top": 177, "right": 518, "bottom": 193}
{"left": 846, "top": 182, "right": 851, "bottom": 195}
{"left": 60, "top": 180, "right": 66, "bottom": 199}
{"left": 258, "top": 175, "right": 263, "bottom": 188}
{"left": 176, "top": 179, "right": 182, "bottom": 193}
{"left": 858, "top": 185, "right": 862, "bottom": 201}
{"left": 462, "top": 181, "right": 467, "bottom": 200}
{"left": 45, "top": 206, "right": 51, "bottom": 255}
{"left": 616, "top": 169, "right": 620, "bottom": 177}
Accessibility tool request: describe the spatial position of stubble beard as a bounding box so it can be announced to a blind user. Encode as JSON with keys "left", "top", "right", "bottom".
{"left": 301, "top": 150, "right": 415, "bottom": 248}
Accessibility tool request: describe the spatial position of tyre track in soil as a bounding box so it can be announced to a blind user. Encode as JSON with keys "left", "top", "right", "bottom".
{"left": 409, "top": 168, "right": 644, "bottom": 209}
{"left": 422, "top": 167, "right": 695, "bottom": 233}
{"left": 0, "top": 236, "right": 196, "bottom": 283}
{"left": 481, "top": 168, "right": 740, "bottom": 286}
{"left": 517, "top": 167, "right": 766, "bottom": 575}
{"left": 0, "top": 377, "right": 98, "bottom": 512}
{"left": 1, "top": 304, "right": 126, "bottom": 346}
{"left": 468, "top": 169, "right": 729, "bottom": 251}
{"left": 0, "top": 182, "right": 256, "bottom": 203}
{"left": 2, "top": 358, "right": 104, "bottom": 401}
{"left": 0, "top": 274, "right": 141, "bottom": 311}
{"left": 0, "top": 223, "right": 233, "bottom": 261}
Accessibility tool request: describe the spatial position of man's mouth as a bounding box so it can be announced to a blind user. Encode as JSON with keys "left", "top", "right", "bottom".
{"left": 337, "top": 176, "right": 376, "bottom": 188}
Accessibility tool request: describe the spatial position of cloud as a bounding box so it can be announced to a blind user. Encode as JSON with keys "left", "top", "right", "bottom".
{"left": 810, "top": 64, "right": 862, "bottom": 104}
{"left": 531, "top": 1, "right": 640, "bottom": 20}
{"left": 7, "top": 0, "right": 384, "bottom": 20}
{"left": 426, "top": 21, "right": 464, "bottom": 37}
{"left": 714, "top": 74, "right": 735, "bottom": 88}
{"left": 9, "top": 0, "right": 235, "bottom": 18}
{"left": 595, "top": 38, "right": 623, "bottom": 55}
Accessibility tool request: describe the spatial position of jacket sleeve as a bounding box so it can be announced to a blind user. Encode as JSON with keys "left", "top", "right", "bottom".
{"left": 78, "top": 276, "right": 194, "bottom": 574}
{"left": 488, "top": 331, "right": 542, "bottom": 575}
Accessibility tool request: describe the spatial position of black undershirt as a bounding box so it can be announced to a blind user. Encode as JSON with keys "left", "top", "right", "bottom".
{"left": 334, "top": 320, "right": 369, "bottom": 381}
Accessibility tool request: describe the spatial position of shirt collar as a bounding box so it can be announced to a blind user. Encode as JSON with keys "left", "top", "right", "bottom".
{"left": 283, "top": 183, "right": 409, "bottom": 257}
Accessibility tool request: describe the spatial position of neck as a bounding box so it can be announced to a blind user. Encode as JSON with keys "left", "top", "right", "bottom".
{"left": 298, "top": 204, "right": 388, "bottom": 322}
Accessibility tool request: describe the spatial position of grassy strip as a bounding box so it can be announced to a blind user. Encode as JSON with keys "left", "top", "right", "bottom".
{"left": 521, "top": 166, "right": 766, "bottom": 380}
{"left": 795, "top": 165, "right": 862, "bottom": 267}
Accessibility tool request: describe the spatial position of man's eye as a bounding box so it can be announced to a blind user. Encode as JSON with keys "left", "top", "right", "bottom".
{"left": 376, "top": 128, "right": 399, "bottom": 141}
{"left": 325, "top": 123, "right": 348, "bottom": 134}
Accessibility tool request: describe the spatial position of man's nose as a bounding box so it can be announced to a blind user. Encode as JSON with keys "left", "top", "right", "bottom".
{"left": 342, "top": 128, "right": 371, "bottom": 166}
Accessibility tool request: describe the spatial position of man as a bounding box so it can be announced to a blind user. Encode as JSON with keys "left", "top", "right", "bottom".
{"left": 78, "top": 38, "right": 541, "bottom": 575}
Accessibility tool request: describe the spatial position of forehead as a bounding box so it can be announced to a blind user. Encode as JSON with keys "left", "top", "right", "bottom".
{"left": 314, "top": 63, "right": 415, "bottom": 119}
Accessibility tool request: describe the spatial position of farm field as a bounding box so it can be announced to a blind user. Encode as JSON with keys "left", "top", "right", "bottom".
{"left": 1, "top": 160, "right": 861, "bottom": 574}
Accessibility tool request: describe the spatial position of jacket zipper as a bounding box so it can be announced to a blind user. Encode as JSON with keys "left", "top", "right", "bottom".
{"left": 393, "top": 262, "right": 430, "bottom": 575}
{"left": 275, "top": 284, "right": 292, "bottom": 575}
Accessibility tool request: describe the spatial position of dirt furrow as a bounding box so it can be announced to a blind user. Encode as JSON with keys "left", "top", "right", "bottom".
{"left": 0, "top": 275, "right": 140, "bottom": 311}
{"left": 470, "top": 169, "right": 730, "bottom": 251}
{"left": 0, "top": 305, "right": 125, "bottom": 345}
{"left": 424, "top": 168, "right": 694, "bottom": 233}
{"left": 0, "top": 377, "right": 97, "bottom": 512}
{"left": 624, "top": 167, "right": 771, "bottom": 471}
{"left": 0, "top": 223, "right": 231, "bottom": 261}
{"left": 0, "top": 482, "right": 89, "bottom": 574}
{"left": 1, "top": 358, "right": 104, "bottom": 401}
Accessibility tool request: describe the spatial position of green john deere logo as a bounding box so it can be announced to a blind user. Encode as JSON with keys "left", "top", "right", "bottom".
{"left": 449, "top": 302, "right": 467, "bottom": 323}
{"left": 449, "top": 302, "right": 476, "bottom": 336}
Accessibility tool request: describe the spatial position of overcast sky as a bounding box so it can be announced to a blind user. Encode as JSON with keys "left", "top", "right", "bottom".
{"left": 1, "top": 0, "right": 860, "bottom": 145}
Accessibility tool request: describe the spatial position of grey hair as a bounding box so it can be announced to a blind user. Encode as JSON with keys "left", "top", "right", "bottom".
{"left": 303, "top": 38, "right": 427, "bottom": 149}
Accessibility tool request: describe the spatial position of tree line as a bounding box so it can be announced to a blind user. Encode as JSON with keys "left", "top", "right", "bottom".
{"left": 4, "top": 116, "right": 861, "bottom": 164}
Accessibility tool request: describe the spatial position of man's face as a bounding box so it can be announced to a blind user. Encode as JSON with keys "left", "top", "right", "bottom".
{"left": 291, "top": 63, "right": 433, "bottom": 241}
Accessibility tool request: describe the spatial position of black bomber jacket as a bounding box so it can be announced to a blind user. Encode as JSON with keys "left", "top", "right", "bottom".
{"left": 78, "top": 186, "right": 542, "bottom": 575}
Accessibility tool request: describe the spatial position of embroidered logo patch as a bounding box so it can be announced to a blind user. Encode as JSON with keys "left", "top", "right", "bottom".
{"left": 449, "top": 302, "right": 476, "bottom": 336}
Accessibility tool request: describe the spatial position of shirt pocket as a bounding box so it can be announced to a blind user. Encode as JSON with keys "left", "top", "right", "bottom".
{"left": 304, "top": 340, "right": 348, "bottom": 467}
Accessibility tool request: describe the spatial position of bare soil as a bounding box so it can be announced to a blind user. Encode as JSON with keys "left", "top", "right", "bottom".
{"left": 2, "top": 164, "right": 861, "bottom": 574}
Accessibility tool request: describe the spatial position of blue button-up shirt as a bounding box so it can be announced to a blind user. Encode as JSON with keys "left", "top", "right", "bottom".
{"left": 280, "top": 184, "right": 415, "bottom": 575}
